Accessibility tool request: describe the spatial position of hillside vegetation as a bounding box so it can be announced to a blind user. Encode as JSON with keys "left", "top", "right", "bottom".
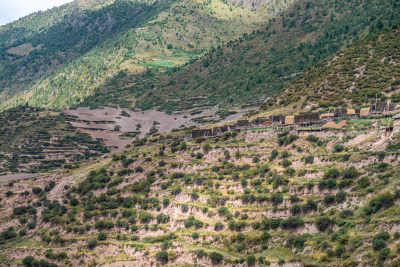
{"left": 123, "top": 0, "right": 400, "bottom": 113}
{"left": 262, "top": 27, "right": 400, "bottom": 112}
{"left": 0, "top": 0, "right": 293, "bottom": 110}
{"left": 0, "top": 106, "right": 108, "bottom": 174}
{"left": 2, "top": 117, "right": 400, "bottom": 266}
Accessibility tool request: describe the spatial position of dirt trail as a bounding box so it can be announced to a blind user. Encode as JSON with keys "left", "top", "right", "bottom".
{"left": 0, "top": 173, "right": 37, "bottom": 184}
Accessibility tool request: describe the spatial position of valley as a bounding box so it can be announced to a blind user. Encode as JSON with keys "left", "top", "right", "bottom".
{"left": 0, "top": 0, "right": 400, "bottom": 266}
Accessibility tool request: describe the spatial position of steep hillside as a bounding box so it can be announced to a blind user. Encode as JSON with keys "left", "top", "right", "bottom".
{"left": 2, "top": 117, "right": 400, "bottom": 266}
{"left": 0, "top": 106, "right": 109, "bottom": 174}
{"left": 120, "top": 0, "right": 400, "bottom": 113}
{"left": 262, "top": 27, "right": 400, "bottom": 111}
{"left": 0, "top": 0, "right": 293, "bottom": 110}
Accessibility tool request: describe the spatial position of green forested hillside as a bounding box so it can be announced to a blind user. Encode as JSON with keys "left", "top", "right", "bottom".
{"left": 261, "top": 27, "right": 400, "bottom": 111}
{"left": 0, "top": 0, "right": 293, "bottom": 110}
{"left": 125, "top": 0, "right": 400, "bottom": 113}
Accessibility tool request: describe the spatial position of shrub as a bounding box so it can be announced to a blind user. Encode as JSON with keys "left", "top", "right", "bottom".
{"left": 292, "top": 235, "right": 306, "bottom": 249}
{"left": 324, "top": 195, "right": 335, "bottom": 205}
{"left": 332, "top": 143, "right": 344, "bottom": 153}
{"left": 270, "top": 193, "right": 283, "bottom": 206}
{"left": 336, "top": 191, "right": 347, "bottom": 203}
{"left": 195, "top": 152, "right": 204, "bottom": 159}
{"left": 282, "top": 159, "right": 291, "bottom": 167}
{"left": 280, "top": 217, "right": 304, "bottom": 229}
{"left": 192, "top": 232, "right": 199, "bottom": 239}
{"left": 270, "top": 149, "right": 278, "bottom": 161}
{"left": 378, "top": 248, "right": 391, "bottom": 261}
{"left": 306, "top": 135, "right": 319, "bottom": 143}
{"left": 302, "top": 199, "right": 317, "bottom": 213}
{"left": 324, "top": 168, "right": 340, "bottom": 179}
{"left": 335, "top": 245, "right": 345, "bottom": 257}
{"left": 215, "top": 222, "right": 224, "bottom": 231}
{"left": 316, "top": 217, "right": 334, "bottom": 232}
{"left": 339, "top": 210, "right": 353, "bottom": 219}
{"left": 342, "top": 167, "right": 359, "bottom": 179}
{"left": 372, "top": 238, "right": 386, "bottom": 251}
{"left": 94, "top": 220, "right": 114, "bottom": 230}
{"left": 156, "top": 213, "right": 170, "bottom": 224}
{"left": 304, "top": 155, "right": 314, "bottom": 164}
{"left": 261, "top": 231, "right": 271, "bottom": 241}
{"left": 1, "top": 227, "right": 17, "bottom": 240}
{"left": 364, "top": 193, "right": 394, "bottom": 215}
{"left": 155, "top": 251, "right": 169, "bottom": 263}
{"left": 252, "top": 156, "right": 260, "bottom": 163}
{"left": 209, "top": 252, "right": 223, "bottom": 264}
{"left": 97, "top": 232, "right": 107, "bottom": 241}
{"left": 247, "top": 255, "right": 256, "bottom": 265}
{"left": 87, "top": 239, "right": 97, "bottom": 249}
{"left": 70, "top": 198, "right": 79, "bottom": 206}
{"left": 22, "top": 256, "right": 36, "bottom": 267}
{"left": 32, "top": 187, "right": 43, "bottom": 195}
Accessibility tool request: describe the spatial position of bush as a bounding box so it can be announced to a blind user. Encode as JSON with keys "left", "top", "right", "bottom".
{"left": 336, "top": 191, "right": 347, "bottom": 203}
{"left": 364, "top": 193, "right": 394, "bottom": 215}
{"left": 97, "top": 232, "right": 107, "bottom": 241}
{"left": 70, "top": 198, "right": 79, "bottom": 206}
{"left": 280, "top": 217, "right": 304, "bottom": 229}
{"left": 270, "top": 193, "right": 283, "bottom": 206}
{"left": 32, "top": 187, "right": 43, "bottom": 195}
{"left": 342, "top": 167, "right": 359, "bottom": 179}
{"left": 324, "top": 195, "right": 335, "bottom": 205}
{"left": 22, "top": 256, "right": 36, "bottom": 267}
{"left": 304, "top": 155, "right": 314, "bottom": 164}
{"left": 282, "top": 159, "right": 291, "bottom": 167}
{"left": 292, "top": 235, "right": 306, "bottom": 249}
{"left": 195, "top": 152, "right": 204, "bottom": 159}
{"left": 306, "top": 135, "right": 319, "bottom": 143}
{"left": 324, "top": 168, "right": 340, "bottom": 179}
{"left": 209, "top": 252, "right": 223, "bottom": 264}
{"left": 316, "top": 217, "right": 334, "bottom": 232}
{"left": 156, "top": 213, "right": 170, "bottom": 224}
{"left": 333, "top": 143, "right": 344, "bottom": 153}
{"left": 87, "top": 239, "right": 97, "bottom": 249}
{"left": 155, "top": 251, "right": 169, "bottom": 263}
{"left": 378, "top": 248, "right": 391, "bottom": 261}
{"left": 94, "top": 220, "right": 114, "bottom": 230}
{"left": 1, "top": 227, "right": 17, "bottom": 240}
{"left": 215, "top": 222, "right": 224, "bottom": 231}
{"left": 247, "top": 255, "right": 256, "bottom": 265}
{"left": 372, "top": 238, "right": 386, "bottom": 251}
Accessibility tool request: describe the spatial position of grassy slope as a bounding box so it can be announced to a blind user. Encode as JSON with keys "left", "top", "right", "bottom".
{"left": 123, "top": 0, "right": 400, "bottom": 113}
{"left": 1, "top": 117, "right": 400, "bottom": 266}
{"left": 0, "top": 0, "right": 294, "bottom": 110}
{"left": 261, "top": 27, "right": 400, "bottom": 112}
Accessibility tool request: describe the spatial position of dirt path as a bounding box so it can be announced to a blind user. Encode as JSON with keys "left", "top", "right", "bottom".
{"left": 0, "top": 173, "right": 37, "bottom": 184}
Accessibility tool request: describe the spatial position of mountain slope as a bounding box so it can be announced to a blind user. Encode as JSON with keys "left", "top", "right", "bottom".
{"left": 2, "top": 117, "right": 400, "bottom": 266}
{"left": 261, "top": 27, "right": 400, "bottom": 111}
{"left": 120, "top": 0, "right": 400, "bottom": 113}
{"left": 0, "top": 106, "right": 108, "bottom": 174}
{"left": 0, "top": 0, "right": 294, "bottom": 110}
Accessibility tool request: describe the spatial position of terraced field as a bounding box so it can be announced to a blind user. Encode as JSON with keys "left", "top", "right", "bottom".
{"left": 0, "top": 106, "right": 109, "bottom": 174}
{"left": 1, "top": 116, "right": 400, "bottom": 266}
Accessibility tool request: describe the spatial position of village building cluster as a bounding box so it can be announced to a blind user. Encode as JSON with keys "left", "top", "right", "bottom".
{"left": 191, "top": 101, "right": 400, "bottom": 138}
